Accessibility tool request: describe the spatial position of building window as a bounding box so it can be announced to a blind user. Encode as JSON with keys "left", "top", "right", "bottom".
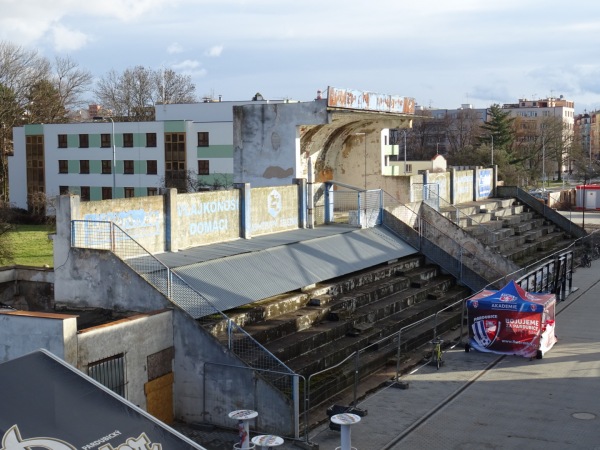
{"left": 164, "top": 132, "right": 187, "bottom": 191}
{"left": 58, "top": 134, "right": 67, "bottom": 148}
{"left": 147, "top": 160, "right": 157, "bottom": 175}
{"left": 79, "top": 134, "right": 89, "bottom": 148}
{"left": 101, "top": 187, "right": 112, "bottom": 200}
{"left": 80, "top": 160, "right": 89, "bottom": 174}
{"left": 147, "top": 187, "right": 158, "bottom": 196}
{"left": 101, "top": 134, "right": 111, "bottom": 148}
{"left": 123, "top": 133, "right": 134, "bottom": 148}
{"left": 124, "top": 187, "right": 135, "bottom": 198}
{"left": 405, "top": 164, "right": 413, "bottom": 173}
{"left": 197, "top": 132, "right": 209, "bottom": 147}
{"left": 59, "top": 160, "right": 68, "bottom": 174}
{"left": 146, "top": 133, "right": 157, "bottom": 147}
{"left": 101, "top": 160, "right": 112, "bottom": 174}
{"left": 26, "top": 135, "right": 45, "bottom": 213}
{"left": 88, "top": 353, "right": 126, "bottom": 396}
{"left": 124, "top": 160, "right": 134, "bottom": 174}
{"left": 59, "top": 185, "right": 69, "bottom": 195}
{"left": 198, "top": 160, "right": 210, "bottom": 175}
{"left": 80, "top": 186, "right": 90, "bottom": 201}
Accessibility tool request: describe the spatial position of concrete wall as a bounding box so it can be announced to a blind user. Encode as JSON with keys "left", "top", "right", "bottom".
{"left": 0, "top": 267, "right": 54, "bottom": 310}
{"left": 78, "top": 195, "right": 166, "bottom": 254}
{"left": 175, "top": 190, "right": 241, "bottom": 247}
{"left": 425, "top": 171, "right": 451, "bottom": 204}
{"left": 172, "top": 309, "right": 295, "bottom": 435}
{"left": 476, "top": 167, "right": 494, "bottom": 200}
{"left": 453, "top": 169, "right": 475, "bottom": 204}
{"left": 77, "top": 310, "right": 173, "bottom": 409}
{"left": 0, "top": 311, "right": 77, "bottom": 365}
{"left": 233, "top": 102, "right": 329, "bottom": 187}
{"left": 250, "top": 186, "right": 299, "bottom": 236}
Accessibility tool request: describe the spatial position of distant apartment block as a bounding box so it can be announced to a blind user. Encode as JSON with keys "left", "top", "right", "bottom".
{"left": 9, "top": 98, "right": 285, "bottom": 211}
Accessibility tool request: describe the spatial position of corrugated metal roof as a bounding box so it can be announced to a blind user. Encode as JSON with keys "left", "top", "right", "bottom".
{"left": 166, "top": 226, "right": 416, "bottom": 312}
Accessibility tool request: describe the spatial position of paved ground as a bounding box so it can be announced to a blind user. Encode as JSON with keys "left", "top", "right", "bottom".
{"left": 176, "top": 212, "right": 600, "bottom": 450}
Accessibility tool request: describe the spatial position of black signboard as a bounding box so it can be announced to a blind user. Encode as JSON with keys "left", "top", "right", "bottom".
{"left": 0, "top": 350, "right": 204, "bottom": 450}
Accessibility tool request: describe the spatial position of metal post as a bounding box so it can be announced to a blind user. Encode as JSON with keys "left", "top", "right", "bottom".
{"left": 490, "top": 134, "right": 494, "bottom": 166}
{"left": 403, "top": 130, "right": 407, "bottom": 174}
{"left": 353, "top": 350, "right": 359, "bottom": 406}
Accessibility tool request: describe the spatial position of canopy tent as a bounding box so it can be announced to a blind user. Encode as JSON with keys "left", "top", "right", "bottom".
{"left": 466, "top": 280, "right": 557, "bottom": 359}
{"left": 0, "top": 349, "right": 205, "bottom": 450}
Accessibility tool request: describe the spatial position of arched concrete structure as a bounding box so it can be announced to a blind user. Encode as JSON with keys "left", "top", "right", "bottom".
{"left": 233, "top": 100, "right": 414, "bottom": 192}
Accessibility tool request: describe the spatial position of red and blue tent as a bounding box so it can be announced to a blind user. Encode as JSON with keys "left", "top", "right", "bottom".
{"left": 466, "top": 280, "right": 557, "bottom": 358}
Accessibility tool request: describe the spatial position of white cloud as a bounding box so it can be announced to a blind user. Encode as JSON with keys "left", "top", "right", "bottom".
{"left": 205, "top": 45, "right": 224, "bottom": 57}
{"left": 51, "top": 24, "right": 90, "bottom": 52}
{"left": 167, "top": 42, "right": 184, "bottom": 54}
{"left": 171, "top": 59, "right": 207, "bottom": 77}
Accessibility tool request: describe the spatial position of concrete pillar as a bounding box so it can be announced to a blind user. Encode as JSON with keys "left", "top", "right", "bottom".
{"left": 235, "top": 183, "right": 252, "bottom": 239}
{"left": 294, "top": 178, "right": 307, "bottom": 229}
{"left": 54, "top": 195, "right": 80, "bottom": 271}
{"left": 450, "top": 167, "right": 457, "bottom": 205}
{"left": 164, "top": 188, "right": 178, "bottom": 252}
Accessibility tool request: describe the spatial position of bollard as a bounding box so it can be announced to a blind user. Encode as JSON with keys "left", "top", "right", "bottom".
{"left": 251, "top": 435, "right": 284, "bottom": 450}
{"left": 229, "top": 409, "right": 258, "bottom": 449}
{"left": 330, "top": 413, "right": 361, "bottom": 450}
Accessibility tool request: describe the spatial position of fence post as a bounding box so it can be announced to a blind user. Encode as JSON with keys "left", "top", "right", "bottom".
{"left": 293, "top": 375, "right": 300, "bottom": 439}
{"left": 395, "top": 330, "right": 402, "bottom": 381}
{"left": 353, "top": 351, "right": 359, "bottom": 406}
{"left": 110, "top": 222, "right": 115, "bottom": 254}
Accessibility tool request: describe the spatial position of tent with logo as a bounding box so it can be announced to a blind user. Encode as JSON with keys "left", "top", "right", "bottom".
{"left": 465, "top": 280, "right": 557, "bottom": 359}
{"left": 0, "top": 349, "right": 205, "bottom": 450}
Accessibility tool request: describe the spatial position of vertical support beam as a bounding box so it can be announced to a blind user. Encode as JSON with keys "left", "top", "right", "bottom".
{"left": 450, "top": 167, "right": 457, "bottom": 205}
{"left": 54, "top": 194, "right": 80, "bottom": 270}
{"left": 294, "top": 178, "right": 307, "bottom": 229}
{"left": 235, "top": 183, "right": 252, "bottom": 239}
{"left": 164, "top": 188, "right": 178, "bottom": 252}
{"left": 324, "top": 182, "right": 334, "bottom": 224}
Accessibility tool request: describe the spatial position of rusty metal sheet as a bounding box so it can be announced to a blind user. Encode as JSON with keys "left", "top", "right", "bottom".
{"left": 327, "top": 86, "right": 415, "bottom": 114}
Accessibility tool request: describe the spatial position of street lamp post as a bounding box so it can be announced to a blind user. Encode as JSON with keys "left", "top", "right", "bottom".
{"left": 490, "top": 134, "right": 494, "bottom": 166}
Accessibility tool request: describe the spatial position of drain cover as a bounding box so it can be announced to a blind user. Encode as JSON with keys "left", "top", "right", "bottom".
{"left": 572, "top": 412, "right": 596, "bottom": 420}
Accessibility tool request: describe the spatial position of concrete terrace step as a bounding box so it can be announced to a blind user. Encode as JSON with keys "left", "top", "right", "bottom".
{"left": 203, "top": 255, "right": 425, "bottom": 335}
{"left": 258, "top": 274, "right": 458, "bottom": 363}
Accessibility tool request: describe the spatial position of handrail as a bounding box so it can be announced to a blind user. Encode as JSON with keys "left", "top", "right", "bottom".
{"left": 70, "top": 220, "right": 295, "bottom": 381}
{"left": 427, "top": 189, "right": 499, "bottom": 245}
{"left": 381, "top": 192, "right": 509, "bottom": 289}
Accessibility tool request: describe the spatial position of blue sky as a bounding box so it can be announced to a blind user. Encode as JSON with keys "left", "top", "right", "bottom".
{"left": 2, "top": 0, "right": 600, "bottom": 113}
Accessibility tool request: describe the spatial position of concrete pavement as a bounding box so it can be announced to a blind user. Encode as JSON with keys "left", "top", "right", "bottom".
{"left": 307, "top": 257, "right": 600, "bottom": 450}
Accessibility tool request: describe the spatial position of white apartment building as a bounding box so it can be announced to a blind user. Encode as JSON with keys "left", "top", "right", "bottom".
{"left": 8, "top": 99, "right": 285, "bottom": 210}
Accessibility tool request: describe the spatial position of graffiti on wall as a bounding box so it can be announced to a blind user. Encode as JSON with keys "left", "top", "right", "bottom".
{"left": 84, "top": 210, "right": 162, "bottom": 239}
{"left": 252, "top": 189, "right": 297, "bottom": 233}
{"left": 478, "top": 169, "right": 492, "bottom": 198}
{"left": 177, "top": 197, "right": 239, "bottom": 236}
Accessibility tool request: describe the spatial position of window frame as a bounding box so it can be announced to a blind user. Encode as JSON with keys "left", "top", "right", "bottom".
{"left": 198, "top": 159, "right": 210, "bottom": 175}
{"left": 58, "top": 160, "right": 68, "bottom": 174}
{"left": 101, "top": 160, "right": 112, "bottom": 174}
{"left": 146, "top": 133, "right": 157, "bottom": 147}
{"left": 197, "top": 131, "right": 209, "bottom": 147}
{"left": 124, "top": 160, "right": 134, "bottom": 175}
{"left": 80, "top": 160, "right": 90, "bottom": 174}
{"left": 58, "top": 134, "right": 68, "bottom": 148}
{"left": 79, "top": 134, "right": 89, "bottom": 148}
{"left": 123, "top": 133, "right": 134, "bottom": 148}
{"left": 146, "top": 160, "right": 158, "bottom": 175}
{"left": 101, "top": 134, "right": 111, "bottom": 148}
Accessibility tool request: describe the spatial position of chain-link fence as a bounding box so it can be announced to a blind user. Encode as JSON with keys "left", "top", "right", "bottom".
{"left": 71, "top": 220, "right": 297, "bottom": 425}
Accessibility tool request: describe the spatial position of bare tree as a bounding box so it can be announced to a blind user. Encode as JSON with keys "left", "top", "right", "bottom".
{"left": 53, "top": 55, "right": 93, "bottom": 113}
{"left": 95, "top": 66, "right": 197, "bottom": 121}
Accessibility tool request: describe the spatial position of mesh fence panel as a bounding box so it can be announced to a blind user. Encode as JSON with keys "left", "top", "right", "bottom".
{"left": 71, "top": 220, "right": 295, "bottom": 381}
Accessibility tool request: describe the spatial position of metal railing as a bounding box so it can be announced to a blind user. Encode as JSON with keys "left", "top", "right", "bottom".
{"left": 381, "top": 193, "right": 508, "bottom": 290}
{"left": 426, "top": 189, "right": 499, "bottom": 245}
{"left": 71, "top": 220, "right": 295, "bottom": 391}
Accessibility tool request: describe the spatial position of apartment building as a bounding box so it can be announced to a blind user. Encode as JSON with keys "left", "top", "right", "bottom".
{"left": 8, "top": 99, "right": 282, "bottom": 211}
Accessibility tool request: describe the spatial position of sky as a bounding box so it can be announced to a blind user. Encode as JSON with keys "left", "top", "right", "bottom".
{"left": 2, "top": 0, "right": 600, "bottom": 113}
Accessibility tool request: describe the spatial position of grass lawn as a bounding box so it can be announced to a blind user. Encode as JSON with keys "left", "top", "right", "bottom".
{"left": 2, "top": 224, "right": 55, "bottom": 267}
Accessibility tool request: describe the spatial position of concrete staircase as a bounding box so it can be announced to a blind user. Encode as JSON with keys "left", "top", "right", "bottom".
{"left": 202, "top": 254, "right": 470, "bottom": 410}
{"left": 440, "top": 198, "right": 575, "bottom": 268}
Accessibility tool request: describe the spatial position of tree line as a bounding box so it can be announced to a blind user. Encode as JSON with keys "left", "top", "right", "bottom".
{"left": 0, "top": 40, "right": 198, "bottom": 204}
{"left": 404, "top": 104, "right": 596, "bottom": 187}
